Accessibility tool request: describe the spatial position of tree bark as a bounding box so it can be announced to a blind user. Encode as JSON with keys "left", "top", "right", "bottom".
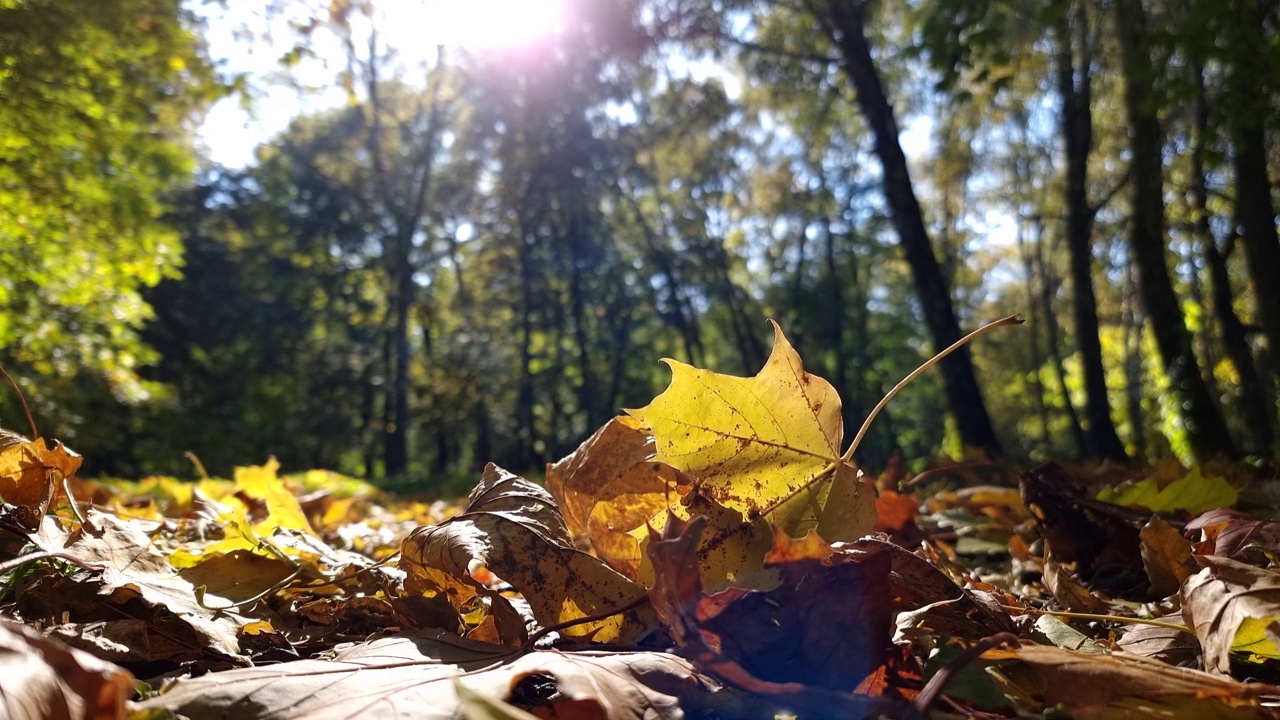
{"left": 1056, "top": 5, "right": 1126, "bottom": 459}
{"left": 1192, "top": 70, "right": 1274, "bottom": 453}
{"left": 810, "top": 0, "right": 1002, "bottom": 455}
{"left": 1033, "top": 219, "right": 1088, "bottom": 457}
{"left": 1114, "top": 0, "right": 1236, "bottom": 460}
{"left": 1226, "top": 0, "right": 1280, "bottom": 386}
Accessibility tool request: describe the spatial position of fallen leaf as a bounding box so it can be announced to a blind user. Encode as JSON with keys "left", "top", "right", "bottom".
{"left": 696, "top": 538, "right": 893, "bottom": 690}
{"left": 983, "top": 643, "right": 1278, "bottom": 719}
{"left": 1139, "top": 515, "right": 1197, "bottom": 598}
{"left": 133, "top": 630, "right": 706, "bottom": 720}
{"left": 851, "top": 537, "right": 1015, "bottom": 640}
{"left": 170, "top": 459, "right": 324, "bottom": 568}
{"left": 1183, "top": 555, "right": 1280, "bottom": 671}
{"left": 0, "top": 429, "right": 82, "bottom": 532}
{"left": 1097, "top": 466, "right": 1237, "bottom": 514}
{"left": 1186, "top": 508, "right": 1280, "bottom": 566}
{"left": 1043, "top": 556, "right": 1108, "bottom": 613}
{"left": 625, "top": 322, "right": 874, "bottom": 579}
{"left": 22, "top": 510, "right": 274, "bottom": 663}
{"left": 401, "top": 464, "right": 655, "bottom": 644}
{"left": 0, "top": 619, "right": 134, "bottom": 720}
{"left": 546, "top": 415, "right": 657, "bottom": 537}
{"left": 452, "top": 678, "right": 540, "bottom": 720}
{"left": 1032, "top": 614, "right": 1106, "bottom": 651}
{"left": 1116, "top": 620, "right": 1200, "bottom": 666}
{"left": 1021, "top": 464, "right": 1145, "bottom": 594}
{"left": 873, "top": 490, "right": 920, "bottom": 540}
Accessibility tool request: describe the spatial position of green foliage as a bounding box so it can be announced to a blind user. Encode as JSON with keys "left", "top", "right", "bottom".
{"left": 0, "top": 0, "right": 218, "bottom": 429}
{"left": 3, "top": 0, "right": 1278, "bottom": 476}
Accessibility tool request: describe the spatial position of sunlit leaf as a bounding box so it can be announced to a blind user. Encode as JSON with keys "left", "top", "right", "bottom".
{"left": 401, "top": 464, "right": 656, "bottom": 644}
{"left": 1097, "top": 467, "right": 1237, "bottom": 514}
{"left": 1183, "top": 555, "right": 1280, "bottom": 671}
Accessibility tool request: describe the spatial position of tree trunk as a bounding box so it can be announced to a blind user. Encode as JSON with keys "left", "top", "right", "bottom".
{"left": 1056, "top": 6, "right": 1126, "bottom": 459}
{"left": 1227, "top": 0, "right": 1280, "bottom": 385}
{"left": 1033, "top": 219, "right": 1089, "bottom": 457}
{"left": 1114, "top": 0, "right": 1236, "bottom": 460}
{"left": 516, "top": 224, "right": 538, "bottom": 469}
{"left": 1192, "top": 70, "right": 1275, "bottom": 453}
{"left": 384, "top": 227, "right": 413, "bottom": 477}
{"left": 811, "top": 0, "right": 1001, "bottom": 455}
{"left": 1122, "top": 260, "right": 1147, "bottom": 460}
{"left": 1017, "top": 218, "right": 1053, "bottom": 451}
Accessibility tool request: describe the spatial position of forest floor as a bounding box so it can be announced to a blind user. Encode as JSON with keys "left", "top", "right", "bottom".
{"left": 2, "top": 331, "right": 1280, "bottom": 719}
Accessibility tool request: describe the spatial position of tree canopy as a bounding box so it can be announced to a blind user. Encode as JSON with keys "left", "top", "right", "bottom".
{"left": 2, "top": 0, "right": 1278, "bottom": 479}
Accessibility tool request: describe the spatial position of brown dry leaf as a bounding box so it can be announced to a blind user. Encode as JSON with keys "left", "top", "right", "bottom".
{"left": 1021, "top": 464, "right": 1146, "bottom": 595}
{"left": 1183, "top": 554, "right": 1280, "bottom": 672}
{"left": 1187, "top": 508, "right": 1280, "bottom": 565}
{"left": 22, "top": 510, "right": 277, "bottom": 662}
{"left": 546, "top": 415, "right": 659, "bottom": 537}
{"left": 0, "top": 620, "right": 134, "bottom": 720}
{"left": 849, "top": 537, "right": 1015, "bottom": 640}
{"left": 1116, "top": 620, "right": 1201, "bottom": 666}
{"left": 133, "top": 630, "right": 705, "bottom": 720}
{"left": 696, "top": 534, "right": 893, "bottom": 691}
{"left": 401, "top": 464, "right": 655, "bottom": 644}
{"left": 983, "top": 643, "right": 1278, "bottom": 719}
{"left": 0, "top": 429, "right": 82, "bottom": 532}
{"left": 1043, "top": 556, "right": 1108, "bottom": 613}
{"left": 1139, "top": 515, "right": 1197, "bottom": 598}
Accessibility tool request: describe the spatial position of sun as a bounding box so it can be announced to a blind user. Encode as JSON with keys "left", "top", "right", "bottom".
{"left": 388, "top": 0, "right": 565, "bottom": 50}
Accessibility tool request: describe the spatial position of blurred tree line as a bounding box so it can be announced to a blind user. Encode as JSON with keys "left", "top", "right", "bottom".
{"left": 1, "top": 0, "right": 1277, "bottom": 481}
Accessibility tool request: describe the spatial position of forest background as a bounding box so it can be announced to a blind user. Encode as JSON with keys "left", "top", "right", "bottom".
{"left": 1, "top": 0, "right": 1278, "bottom": 487}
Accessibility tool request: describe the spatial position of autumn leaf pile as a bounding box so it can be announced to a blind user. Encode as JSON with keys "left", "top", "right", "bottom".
{"left": 2, "top": 325, "right": 1280, "bottom": 719}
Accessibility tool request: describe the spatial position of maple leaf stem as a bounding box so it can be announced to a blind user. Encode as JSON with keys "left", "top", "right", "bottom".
{"left": 999, "top": 604, "right": 1189, "bottom": 632}
{"left": 841, "top": 314, "right": 1024, "bottom": 464}
{"left": 0, "top": 365, "right": 39, "bottom": 439}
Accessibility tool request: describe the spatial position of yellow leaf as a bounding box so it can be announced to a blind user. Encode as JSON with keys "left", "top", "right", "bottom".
{"left": 169, "top": 459, "right": 319, "bottom": 567}
{"left": 1098, "top": 467, "right": 1236, "bottom": 513}
{"left": 626, "top": 322, "right": 873, "bottom": 545}
{"left": 628, "top": 321, "right": 842, "bottom": 521}
{"left": 0, "top": 429, "right": 82, "bottom": 531}
{"left": 235, "top": 459, "right": 317, "bottom": 538}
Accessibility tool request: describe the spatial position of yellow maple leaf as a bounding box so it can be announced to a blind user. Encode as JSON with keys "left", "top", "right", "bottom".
{"left": 627, "top": 321, "right": 874, "bottom": 553}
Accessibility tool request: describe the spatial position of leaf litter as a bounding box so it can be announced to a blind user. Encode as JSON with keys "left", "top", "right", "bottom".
{"left": 1, "top": 319, "right": 1280, "bottom": 718}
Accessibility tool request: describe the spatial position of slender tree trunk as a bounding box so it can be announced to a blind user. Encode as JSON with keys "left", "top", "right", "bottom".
{"left": 1123, "top": 260, "right": 1147, "bottom": 459}
{"left": 384, "top": 228, "right": 412, "bottom": 477}
{"left": 565, "top": 212, "right": 601, "bottom": 430}
{"left": 1114, "top": 0, "right": 1236, "bottom": 460}
{"left": 1035, "top": 233, "right": 1089, "bottom": 457}
{"left": 1056, "top": 5, "right": 1126, "bottom": 459}
{"left": 619, "top": 184, "right": 704, "bottom": 366}
{"left": 823, "top": 217, "right": 850, "bottom": 431}
{"left": 516, "top": 225, "right": 537, "bottom": 469}
{"left": 810, "top": 0, "right": 1001, "bottom": 455}
{"left": 1192, "top": 71, "right": 1275, "bottom": 453}
{"left": 1226, "top": 0, "right": 1280, "bottom": 383}
{"left": 1017, "top": 218, "right": 1053, "bottom": 451}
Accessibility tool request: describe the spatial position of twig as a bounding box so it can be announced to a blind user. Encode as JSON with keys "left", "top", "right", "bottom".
{"left": 914, "top": 632, "right": 1019, "bottom": 714}
{"left": 0, "top": 550, "right": 95, "bottom": 575}
{"left": 999, "top": 604, "right": 1188, "bottom": 631}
